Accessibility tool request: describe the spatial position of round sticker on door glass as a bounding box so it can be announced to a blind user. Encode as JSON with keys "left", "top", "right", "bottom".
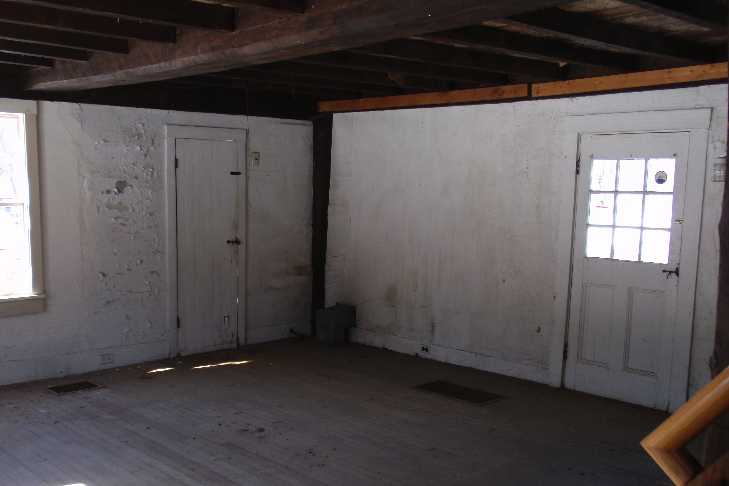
{"left": 655, "top": 171, "right": 668, "bottom": 185}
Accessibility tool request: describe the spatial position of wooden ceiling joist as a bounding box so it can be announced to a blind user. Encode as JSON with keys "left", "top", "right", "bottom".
{"left": 505, "top": 8, "right": 717, "bottom": 63}
{"left": 171, "top": 75, "right": 365, "bottom": 100}
{"left": 417, "top": 26, "right": 637, "bottom": 72}
{"left": 22, "top": 0, "right": 576, "bottom": 91}
{"left": 0, "top": 21, "right": 128, "bottom": 53}
{"left": 220, "top": 0, "right": 305, "bottom": 14}
{"left": 247, "top": 61, "right": 480, "bottom": 92}
{"left": 0, "top": 39, "right": 88, "bottom": 61}
{"left": 14, "top": 0, "right": 236, "bottom": 31}
{"left": 0, "top": 52, "right": 54, "bottom": 68}
{"left": 350, "top": 39, "right": 566, "bottom": 80}
{"left": 297, "top": 52, "right": 508, "bottom": 86}
{"left": 0, "top": 63, "right": 23, "bottom": 75}
{"left": 0, "top": 1, "right": 175, "bottom": 43}
{"left": 214, "top": 68, "right": 406, "bottom": 96}
{"left": 619, "top": 0, "right": 728, "bottom": 33}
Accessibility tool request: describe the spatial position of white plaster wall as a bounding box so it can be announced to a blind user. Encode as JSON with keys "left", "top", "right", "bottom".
{"left": 326, "top": 84, "right": 727, "bottom": 396}
{"left": 0, "top": 101, "right": 312, "bottom": 386}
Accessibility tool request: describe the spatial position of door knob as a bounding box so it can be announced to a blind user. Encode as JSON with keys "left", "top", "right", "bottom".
{"left": 227, "top": 237, "right": 241, "bottom": 245}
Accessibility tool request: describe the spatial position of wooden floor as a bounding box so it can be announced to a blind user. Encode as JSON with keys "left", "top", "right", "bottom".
{"left": 0, "top": 339, "right": 688, "bottom": 485}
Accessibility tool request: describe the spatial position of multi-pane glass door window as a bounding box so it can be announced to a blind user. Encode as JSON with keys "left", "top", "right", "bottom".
{"left": 585, "top": 158, "right": 675, "bottom": 264}
{"left": 0, "top": 114, "right": 31, "bottom": 296}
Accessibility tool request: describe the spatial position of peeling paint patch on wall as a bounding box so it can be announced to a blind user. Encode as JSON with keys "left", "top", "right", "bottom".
{"left": 0, "top": 102, "right": 313, "bottom": 386}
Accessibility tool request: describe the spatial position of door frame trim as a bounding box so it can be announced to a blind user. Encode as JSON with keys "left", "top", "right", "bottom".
{"left": 164, "top": 125, "right": 248, "bottom": 358}
{"left": 550, "top": 109, "right": 712, "bottom": 411}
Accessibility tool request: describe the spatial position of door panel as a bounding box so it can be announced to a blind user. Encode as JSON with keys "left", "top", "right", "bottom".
{"left": 565, "top": 132, "right": 690, "bottom": 410}
{"left": 176, "top": 138, "right": 239, "bottom": 355}
{"left": 624, "top": 288, "right": 663, "bottom": 376}
{"left": 578, "top": 284, "right": 614, "bottom": 367}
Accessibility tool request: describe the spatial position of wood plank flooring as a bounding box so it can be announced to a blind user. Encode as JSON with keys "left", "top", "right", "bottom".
{"left": 0, "top": 339, "right": 686, "bottom": 485}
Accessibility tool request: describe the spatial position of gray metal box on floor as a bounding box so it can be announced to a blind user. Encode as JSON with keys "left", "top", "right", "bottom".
{"left": 316, "top": 305, "right": 356, "bottom": 345}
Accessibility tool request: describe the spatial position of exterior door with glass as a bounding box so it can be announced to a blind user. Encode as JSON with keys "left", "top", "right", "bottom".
{"left": 564, "top": 131, "right": 691, "bottom": 411}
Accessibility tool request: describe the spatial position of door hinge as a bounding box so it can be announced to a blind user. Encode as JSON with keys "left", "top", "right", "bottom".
{"left": 576, "top": 155, "right": 581, "bottom": 175}
{"left": 175, "top": 158, "right": 179, "bottom": 169}
{"left": 177, "top": 316, "right": 180, "bottom": 329}
{"left": 563, "top": 342, "right": 569, "bottom": 360}
{"left": 230, "top": 171, "right": 242, "bottom": 176}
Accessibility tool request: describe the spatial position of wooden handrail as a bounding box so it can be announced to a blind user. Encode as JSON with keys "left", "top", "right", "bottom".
{"left": 642, "top": 366, "right": 729, "bottom": 485}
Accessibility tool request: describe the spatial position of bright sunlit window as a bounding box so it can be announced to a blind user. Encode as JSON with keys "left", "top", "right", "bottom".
{"left": 0, "top": 113, "right": 31, "bottom": 295}
{"left": 0, "top": 102, "right": 44, "bottom": 317}
{"left": 585, "top": 158, "right": 676, "bottom": 264}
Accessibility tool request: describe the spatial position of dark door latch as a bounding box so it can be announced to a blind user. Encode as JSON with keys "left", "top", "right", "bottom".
{"left": 227, "top": 237, "right": 241, "bottom": 245}
{"left": 662, "top": 266, "right": 679, "bottom": 279}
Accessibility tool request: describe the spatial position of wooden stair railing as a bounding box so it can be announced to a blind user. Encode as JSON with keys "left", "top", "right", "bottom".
{"left": 642, "top": 366, "right": 729, "bottom": 485}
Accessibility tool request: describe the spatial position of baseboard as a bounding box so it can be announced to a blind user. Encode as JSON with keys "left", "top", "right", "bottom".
{"left": 0, "top": 340, "right": 168, "bottom": 387}
{"left": 349, "top": 327, "right": 550, "bottom": 384}
{"left": 247, "top": 320, "right": 311, "bottom": 345}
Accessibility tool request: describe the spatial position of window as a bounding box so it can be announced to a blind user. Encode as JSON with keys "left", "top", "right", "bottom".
{"left": 585, "top": 157, "right": 675, "bottom": 264}
{"left": 0, "top": 102, "right": 43, "bottom": 317}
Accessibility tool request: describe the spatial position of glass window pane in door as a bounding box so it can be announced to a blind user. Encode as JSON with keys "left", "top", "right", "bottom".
{"left": 646, "top": 158, "right": 676, "bottom": 193}
{"left": 588, "top": 193, "right": 615, "bottom": 226}
{"left": 644, "top": 195, "right": 673, "bottom": 229}
{"left": 591, "top": 159, "right": 617, "bottom": 191}
{"left": 641, "top": 230, "right": 671, "bottom": 264}
{"left": 615, "top": 194, "right": 643, "bottom": 227}
{"left": 586, "top": 226, "right": 613, "bottom": 258}
{"left": 613, "top": 228, "right": 641, "bottom": 261}
{"left": 617, "top": 159, "right": 646, "bottom": 192}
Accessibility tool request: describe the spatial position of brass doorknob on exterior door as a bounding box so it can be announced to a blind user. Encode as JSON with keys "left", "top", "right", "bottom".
{"left": 227, "top": 237, "right": 241, "bottom": 245}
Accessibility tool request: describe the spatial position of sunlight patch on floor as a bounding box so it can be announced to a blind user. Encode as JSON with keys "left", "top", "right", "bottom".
{"left": 192, "top": 360, "right": 251, "bottom": 369}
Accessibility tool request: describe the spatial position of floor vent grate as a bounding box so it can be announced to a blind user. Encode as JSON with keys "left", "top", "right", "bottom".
{"left": 414, "top": 381, "right": 506, "bottom": 406}
{"left": 48, "top": 381, "right": 101, "bottom": 395}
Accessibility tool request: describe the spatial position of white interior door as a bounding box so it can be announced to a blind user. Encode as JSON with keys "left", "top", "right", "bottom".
{"left": 565, "top": 131, "right": 695, "bottom": 411}
{"left": 176, "top": 137, "right": 240, "bottom": 355}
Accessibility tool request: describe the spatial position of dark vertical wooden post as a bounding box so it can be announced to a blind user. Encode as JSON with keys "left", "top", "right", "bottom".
{"left": 702, "top": 32, "right": 729, "bottom": 463}
{"left": 311, "top": 113, "right": 334, "bottom": 337}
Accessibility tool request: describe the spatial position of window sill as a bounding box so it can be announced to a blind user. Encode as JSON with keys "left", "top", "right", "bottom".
{"left": 0, "top": 294, "right": 45, "bottom": 318}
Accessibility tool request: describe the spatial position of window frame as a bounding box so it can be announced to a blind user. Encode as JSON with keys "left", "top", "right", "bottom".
{"left": 0, "top": 99, "right": 43, "bottom": 317}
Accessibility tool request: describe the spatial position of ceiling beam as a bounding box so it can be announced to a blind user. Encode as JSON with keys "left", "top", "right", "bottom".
{"left": 350, "top": 39, "right": 565, "bottom": 80}
{"left": 0, "top": 1, "right": 176, "bottom": 43}
{"left": 214, "top": 68, "right": 406, "bottom": 95}
{"left": 0, "top": 22, "right": 129, "bottom": 53}
{"left": 417, "top": 26, "right": 637, "bottom": 72}
{"left": 505, "top": 8, "right": 716, "bottom": 63}
{"left": 249, "top": 61, "right": 469, "bottom": 91}
{"left": 297, "top": 51, "right": 507, "bottom": 85}
{"left": 0, "top": 81, "right": 319, "bottom": 119}
{"left": 619, "top": 0, "right": 727, "bottom": 33}
{"left": 0, "top": 39, "right": 88, "bottom": 61}
{"left": 23, "top": 0, "right": 575, "bottom": 91}
{"left": 12, "top": 0, "right": 235, "bottom": 31}
{"left": 0, "top": 63, "right": 23, "bottom": 75}
{"left": 218, "top": 0, "right": 305, "bottom": 14}
{"left": 0, "top": 52, "right": 54, "bottom": 67}
{"left": 249, "top": 61, "right": 400, "bottom": 88}
{"left": 172, "top": 75, "right": 364, "bottom": 99}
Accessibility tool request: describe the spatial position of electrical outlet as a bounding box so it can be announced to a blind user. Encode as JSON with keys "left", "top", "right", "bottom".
{"left": 99, "top": 353, "right": 114, "bottom": 365}
{"left": 421, "top": 346, "right": 430, "bottom": 354}
{"left": 251, "top": 152, "right": 260, "bottom": 166}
